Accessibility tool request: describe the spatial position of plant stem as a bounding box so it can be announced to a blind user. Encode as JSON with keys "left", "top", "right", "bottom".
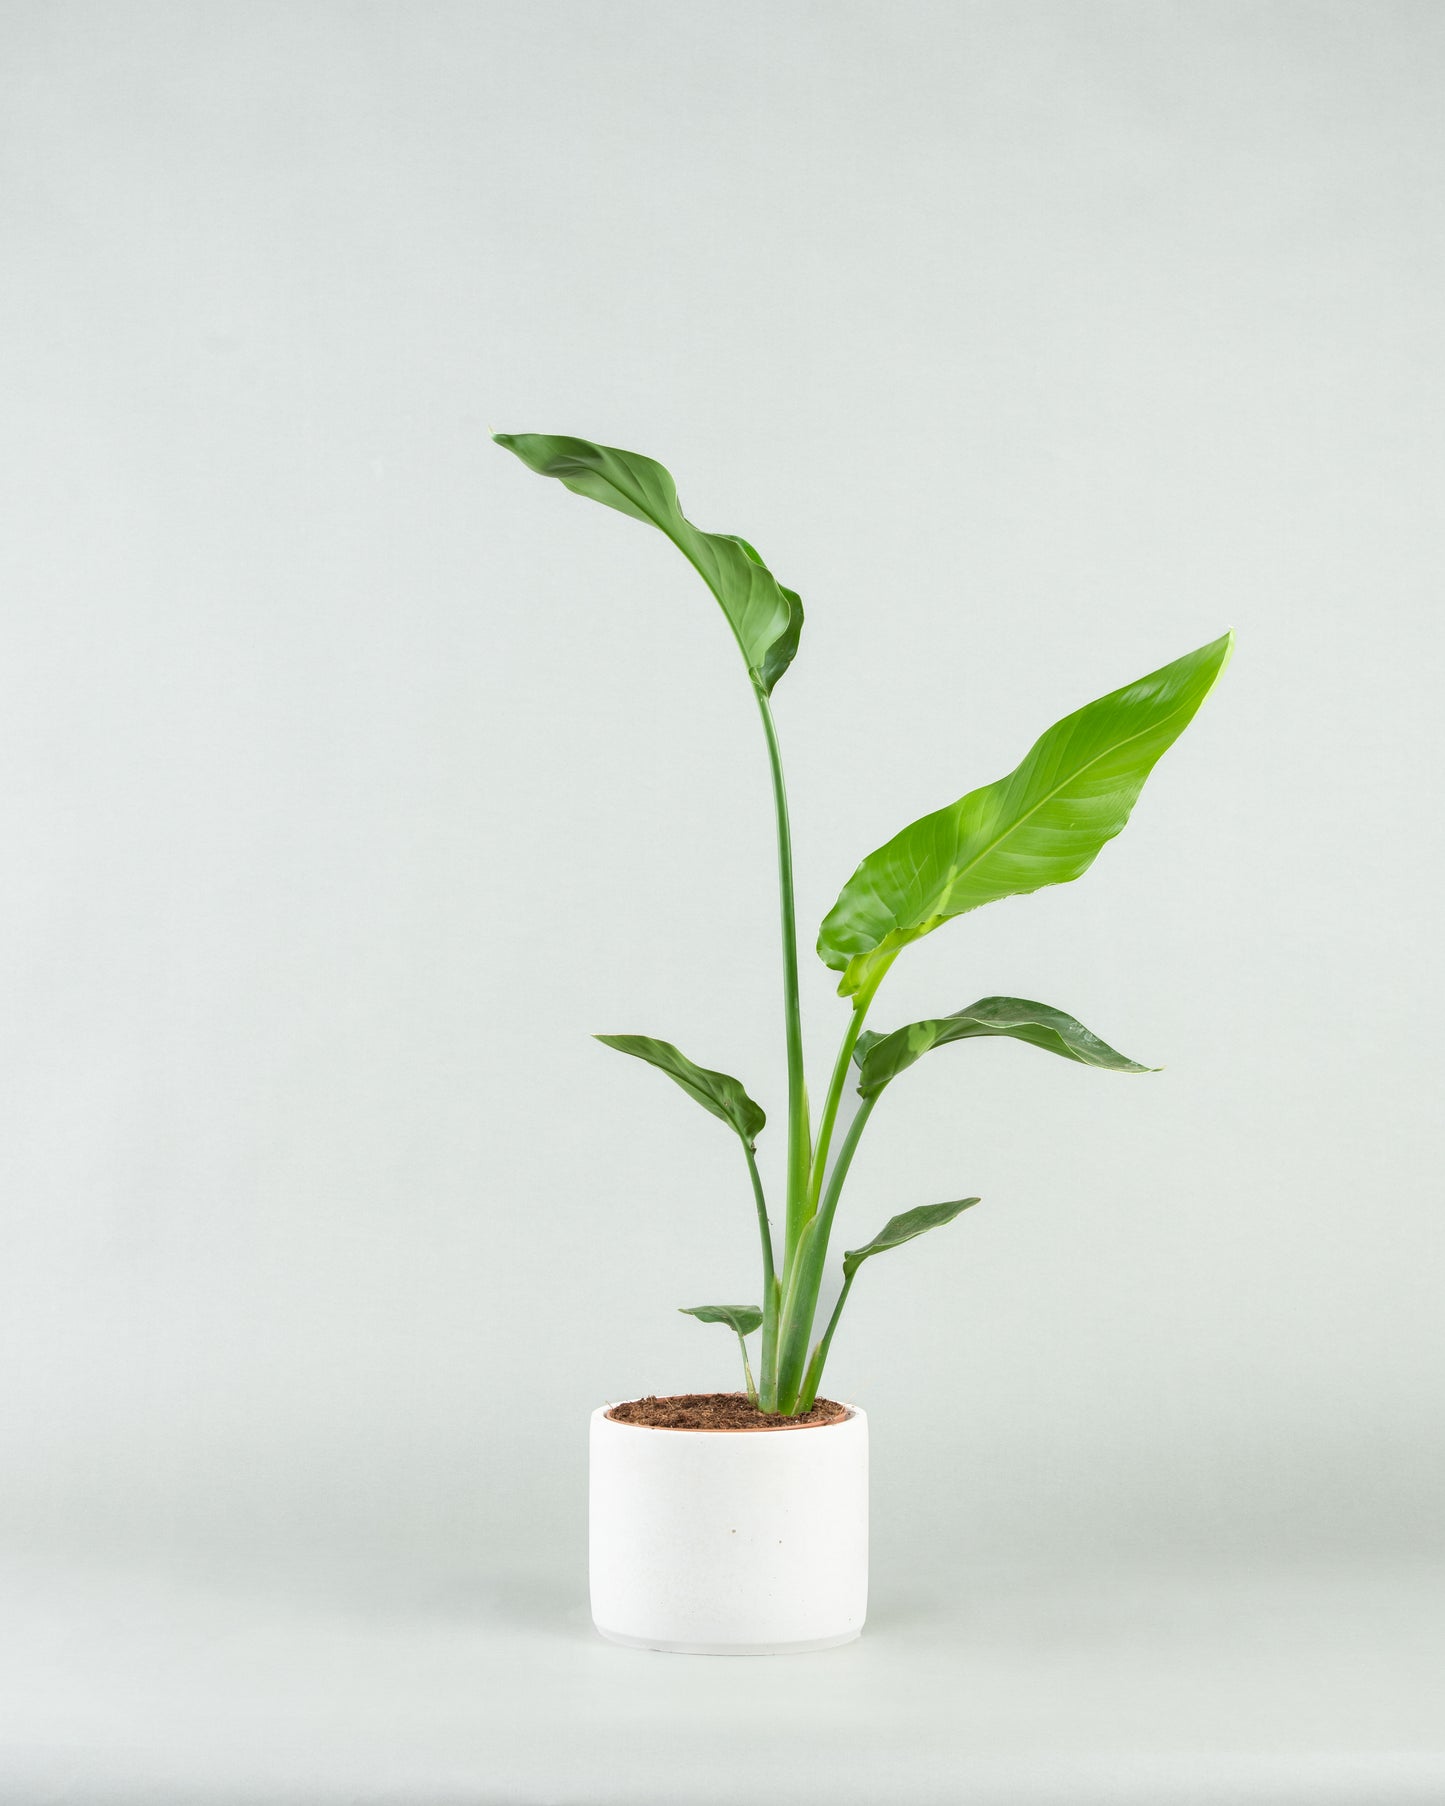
{"left": 815, "top": 1093, "right": 877, "bottom": 1246}
{"left": 773, "top": 1092, "right": 879, "bottom": 1410}
{"left": 753, "top": 688, "right": 811, "bottom": 1274}
{"left": 806, "top": 958, "right": 891, "bottom": 1212}
{"left": 737, "top": 1332, "right": 759, "bottom": 1407}
{"left": 652, "top": 531, "right": 807, "bottom": 1404}
{"left": 807, "top": 1004, "right": 865, "bottom": 1213}
{"left": 760, "top": 1275, "right": 783, "bottom": 1410}
{"left": 795, "top": 1270, "right": 856, "bottom": 1412}
{"left": 770, "top": 966, "right": 890, "bottom": 1414}
{"left": 744, "top": 1142, "right": 779, "bottom": 1401}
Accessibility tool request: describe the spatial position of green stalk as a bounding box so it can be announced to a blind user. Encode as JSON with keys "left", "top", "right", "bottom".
{"left": 752, "top": 686, "right": 809, "bottom": 1412}
{"left": 759, "top": 1301, "right": 785, "bottom": 1408}
{"left": 805, "top": 1008, "right": 865, "bottom": 1216}
{"left": 795, "top": 1270, "right": 856, "bottom": 1413}
{"left": 737, "top": 1331, "right": 759, "bottom": 1407}
{"left": 771, "top": 964, "right": 890, "bottom": 1413}
{"left": 645, "top": 513, "right": 809, "bottom": 1342}
{"left": 744, "top": 1142, "right": 779, "bottom": 1400}
{"left": 806, "top": 957, "right": 891, "bottom": 1212}
{"left": 774, "top": 1092, "right": 879, "bottom": 1410}
{"left": 754, "top": 688, "right": 811, "bottom": 1256}
{"left": 807, "top": 1008, "right": 864, "bottom": 1214}
{"left": 641, "top": 522, "right": 806, "bottom": 1414}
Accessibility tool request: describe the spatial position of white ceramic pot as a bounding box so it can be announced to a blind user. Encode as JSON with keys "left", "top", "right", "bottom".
{"left": 588, "top": 1403, "right": 868, "bottom": 1655}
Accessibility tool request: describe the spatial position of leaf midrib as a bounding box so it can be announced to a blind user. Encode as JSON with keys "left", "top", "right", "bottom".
{"left": 869, "top": 682, "right": 1203, "bottom": 948}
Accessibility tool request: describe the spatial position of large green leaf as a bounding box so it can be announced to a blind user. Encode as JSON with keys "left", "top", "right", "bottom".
{"left": 818, "top": 633, "right": 1233, "bottom": 997}
{"left": 842, "top": 1198, "right": 981, "bottom": 1281}
{"left": 595, "top": 1034, "right": 766, "bottom": 1148}
{"left": 854, "top": 996, "right": 1155, "bottom": 1099}
{"left": 679, "top": 1304, "right": 764, "bottom": 1337}
{"left": 494, "top": 434, "right": 803, "bottom": 693}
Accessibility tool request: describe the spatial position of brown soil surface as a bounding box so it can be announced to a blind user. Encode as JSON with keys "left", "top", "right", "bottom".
{"left": 605, "top": 1392, "right": 849, "bottom": 1431}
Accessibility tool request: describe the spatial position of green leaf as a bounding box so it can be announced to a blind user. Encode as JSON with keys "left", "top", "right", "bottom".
{"left": 734, "top": 535, "right": 805, "bottom": 696}
{"left": 494, "top": 434, "right": 803, "bottom": 693}
{"left": 842, "top": 1198, "right": 981, "bottom": 1281}
{"left": 679, "top": 1304, "right": 764, "bottom": 1337}
{"left": 818, "top": 632, "right": 1233, "bottom": 997}
{"left": 595, "top": 1034, "right": 766, "bottom": 1148}
{"left": 854, "top": 996, "right": 1155, "bottom": 1098}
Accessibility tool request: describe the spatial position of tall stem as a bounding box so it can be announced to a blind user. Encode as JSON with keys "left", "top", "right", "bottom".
{"left": 753, "top": 689, "right": 811, "bottom": 1278}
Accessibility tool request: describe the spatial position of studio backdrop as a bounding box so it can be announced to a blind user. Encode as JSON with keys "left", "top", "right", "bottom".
{"left": 2, "top": 0, "right": 1441, "bottom": 1654}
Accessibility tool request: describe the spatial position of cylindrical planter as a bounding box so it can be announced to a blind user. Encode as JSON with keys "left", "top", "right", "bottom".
{"left": 588, "top": 1402, "right": 868, "bottom": 1655}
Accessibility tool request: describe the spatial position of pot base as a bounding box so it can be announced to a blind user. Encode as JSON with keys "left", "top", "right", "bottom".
{"left": 595, "top": 1624, "right": 862, "bottom": 1656}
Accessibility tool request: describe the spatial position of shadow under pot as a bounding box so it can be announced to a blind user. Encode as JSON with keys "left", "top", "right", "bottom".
{"left": 588, "top": 1399, "right": 868, "bottom": 1655}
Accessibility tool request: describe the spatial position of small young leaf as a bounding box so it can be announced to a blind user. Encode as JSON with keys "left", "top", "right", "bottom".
{"left": 493, "top": 434, "right": 804, "bottom": 693}
{"left": 818, "top": 633, "right": 1232, "bottom": 997}
{"left": 679, "top": 1304, "right": 765, "bottom": 1337}
{"left": 854, "top": 997, "right": 1155, "bottom": 1098}
{"left": 595, "top": 1034, "right": 766, "bottom": 1148}
{"left": 842, "top": 1198, "right": 981, "bottom": 1281}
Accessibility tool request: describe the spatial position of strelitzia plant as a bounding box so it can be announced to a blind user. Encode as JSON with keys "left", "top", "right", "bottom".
{"left": 497, "top": 433, "right": 1231, "bottom": 1416}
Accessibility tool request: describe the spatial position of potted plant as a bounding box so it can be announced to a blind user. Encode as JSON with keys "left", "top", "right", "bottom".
{"left": 496, "top": 433, "right": 1230, "bottom": 1654}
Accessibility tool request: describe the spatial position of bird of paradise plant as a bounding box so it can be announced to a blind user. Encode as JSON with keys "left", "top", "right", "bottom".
{"left": 497, "top": 433, "right": 1230, "bottom": 1415}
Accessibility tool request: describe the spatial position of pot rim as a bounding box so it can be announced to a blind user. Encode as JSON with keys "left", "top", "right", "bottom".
{"left": 593, "top": 1400, "right": 863, "bottom": 1435}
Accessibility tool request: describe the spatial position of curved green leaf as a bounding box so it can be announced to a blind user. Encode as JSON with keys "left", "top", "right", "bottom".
{"left": 842, "top": 1198, "right": 981, "bottom": 1280}
{"left": 854, "top": 996, "right": 1155, "bottom": 1098}
{"left": 679, "top": 1304, "right": 764, "bottom": 1337}
{"left": 818, "top": 632, "right": 1233, "bottom": 997}
{"left": 494, "top": 434, "right": 803, "bottom": 693}
{"left": 735, "top": 536, "right": 805, "bottom": 696}
{"left": 595, "top": 1034, "right": 766, "bottom": 1148}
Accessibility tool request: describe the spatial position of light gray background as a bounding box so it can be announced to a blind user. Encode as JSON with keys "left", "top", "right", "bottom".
{"left": 2, "top": 3, "right": 1442, "bottom": 1801}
